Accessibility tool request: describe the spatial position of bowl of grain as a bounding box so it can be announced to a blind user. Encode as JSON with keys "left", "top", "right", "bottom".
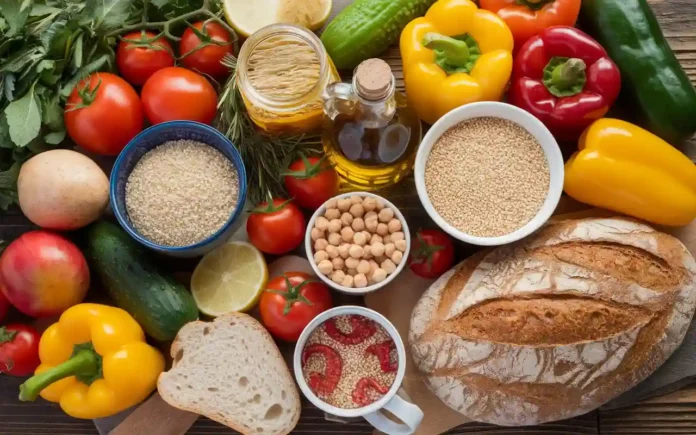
{"left": 305, "top": 192, "right": 410, "bottom": 294}
{"left": 414, "top": 102, "right": 564, "bottom": 246}
{"left": 110, "top": 121, "right": 247, "bottom": 257}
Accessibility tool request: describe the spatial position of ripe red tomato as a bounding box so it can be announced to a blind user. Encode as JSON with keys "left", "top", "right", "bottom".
{"left": 0, "top": 324, "right": 41, "bottom": 376}
{"left": 179, "top": 21, "right": 234, "bottom": 78}
{"left": 260, "top": 272, "right": 332, "bottom": 342}
{"left": 0, "top": 291, "right": 9, "bottom": 322}
{"left": 409, "top": 229, "right": 455, "bottom": 279}
{"left": 65, "top": 73, "right": 143, "bottom": 156}
{"left": 284, "top": 156, "right": 339, "bottom": 210}
{"left": 117, "top": 31, "right": 175, "bottom": 86}
{"left": 247, "top": 198, "right": 305, "bottom": 255}
{"left": 141, "top": 67, "right": 218, "bottom": 125}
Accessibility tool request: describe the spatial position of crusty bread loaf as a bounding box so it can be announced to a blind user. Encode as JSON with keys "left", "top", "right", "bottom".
{"left": 158, "top": 313, "right": 301, "bottom": 435}
{"left": 409, "top": 217, "right": 696, "bottom": 426}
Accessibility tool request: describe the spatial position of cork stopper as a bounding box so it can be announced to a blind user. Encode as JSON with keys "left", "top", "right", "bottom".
{"left": 354, "top": 58, "right": 393, "bottom": 101}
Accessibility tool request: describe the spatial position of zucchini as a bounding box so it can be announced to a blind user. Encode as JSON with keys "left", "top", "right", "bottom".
{"left": 321, "top": 0, "right": 436, "bottom": 69}
{"left": 580, "top": 0, "right": 696, "bottom": 145}
{"left": 85, "top": 221, "right": 199, "bottom": 341}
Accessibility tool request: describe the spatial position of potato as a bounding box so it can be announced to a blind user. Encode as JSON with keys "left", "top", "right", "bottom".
{"left": 18, "top": 150, "right": 109, "bottom": 230}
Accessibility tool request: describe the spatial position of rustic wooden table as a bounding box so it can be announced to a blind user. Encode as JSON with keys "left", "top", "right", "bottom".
{"left": 2, "top": 0, "right": 696, "bottom": 433}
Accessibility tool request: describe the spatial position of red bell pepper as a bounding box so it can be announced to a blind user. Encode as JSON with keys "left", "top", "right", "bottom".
{"left": 508, "top": 26, "right": 621, "bottom": 140}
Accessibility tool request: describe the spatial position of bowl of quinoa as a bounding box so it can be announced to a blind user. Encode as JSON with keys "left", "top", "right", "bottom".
{"left": 414, "top": 102, "right": 564, "bottom": 246}
{"left": 294, "top": 306, "right": 414, "bottom": 420}
{"left": 110, "top": 121, "right": 247, "bottom": 257}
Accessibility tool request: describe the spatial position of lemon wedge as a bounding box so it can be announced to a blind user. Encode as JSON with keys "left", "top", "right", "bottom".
{"left": 223, "top": 0, "right": 332, "bottom": 38}
{"left": 191, "top": 241, "right": 268, "bottom": 317}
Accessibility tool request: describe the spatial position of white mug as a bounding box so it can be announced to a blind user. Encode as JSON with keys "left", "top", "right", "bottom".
{"left": 294, "top": 306, "right": 424, "bottom": 435}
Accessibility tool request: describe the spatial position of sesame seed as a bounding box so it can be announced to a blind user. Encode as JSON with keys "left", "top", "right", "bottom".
{"left": 424, "top": 117, "right": 550, "bottom": 237}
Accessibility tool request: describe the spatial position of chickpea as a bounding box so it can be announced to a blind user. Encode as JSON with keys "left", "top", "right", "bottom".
{"left": 318, "top": 259, "right": 333, "bottom": 275}
{"left": 370, "top": 234, "right": 383, "bottom": 245}
{"left": 371, "top": 242, "right": 385, "bottom": 257}
{"left": 341, "top": 226, "right": 355, "bottom": 243}
{"left": 363, "top": 244, "right": 372, "bottom": 256}
{"left": 357, "top": 260, "right": 371, "bottom": 274}
{"left": 375, "top": 199, "right": 385, "bottom": 211}
{"left": 363, "top": 251, "right": 373, "bottom": 260}
{"left": 332, "top": 257, "right": 345, "bottom": 270}
{"left": 363, "top": 197, "right": 377, "bottom": 212}
{"left": 375, "top": 255, "right": 387, "bottom": 264}
{"left": 391, "top": 250, "right": 403, "bottom": 265}
{"left": 354, "top": 273, "right": 368, "bottom": 288}
{"left": 332, "top": 270, "right": 346, "bottom": 284}
{"left": 361, "top": 231, "right": 372, "bottom": 243}
{"left": 327, "top": 232, "right": 342, "bottom": 246}
{"left": 376, "top": 223, "right": 389, "bottom": 236}
{"left": 325, "top": 208, "right": 341, "bottom": 220}
{"left": 349, "top": 203, "right": 365, "bottom": 218}
{"left": 388, "top": 219, "right": 402, "bottom": 233}
{"left": 349, "top": 244, "right": 364, "bottom": 259}
{"left": 381, "top": 259, "right": 396, "bottom": 274}
{"left": 324, "top": 198, "right": 337, "bottom": 209}
{"left": 315, "top": 238, "right": 329, "bottom": 251}
{"left": 314, "top": 250, "right": 329, "bottom": 263}
{"left": 365, "top": 218, "right": 378, "bottom": 232}
{"left": 385, "top": 243, "right": 396, "bottom": 257}
{"left": 328, "top": 219, "right": 342, "bottom": 233}
{"left": 391, "top": 231, "right": 405, "bottom": 242}
{"left": 369, "top": 260, "right": 379, "bottom": 274}
{"left": 338, "top": 243, "right": 351, "bottom": 259}
{"left": 337, "top": 198, "right": 352, "bottom": 212}
{"left": 311, "top": 227, "right": 324, "bottom": 241}
{"left": 352, "top": 217, "right": 365, "bottom": 232}
{"left": 326, "top": 245, "right": 339, "bottom": 259}
{"left": 341, "top": 212, "right": 354, "bottom": 226}
{"left": 345, "top": 257, "right": 360, "bottom": 269}
{"left": 347, "top": 268, "right": 358, "bottom": 277}
{"left": 341, "top": 275, "right": 354, "bottom": 288}
{"left": 378, "top": 208, "right": 394, "bottom": 223}
{"left": 383, "top": 234, "right": 392, "bottom": 244}
{"left": 315, "top": 216, "right": 329, "bottom": 231}
{"left": 364, "top": 211, "right": 378, "bottom": 221}
{"left": 395, "top": 240, "right": 407, "bottom": 252}
{"left": 372, "top": 268, "right": 388, "bottom": 283}
{"left": 353, "top": 232, "right": 367, "bottom": 246}
{"left": 350, "top": 195, "right": 363, "bottom": 205}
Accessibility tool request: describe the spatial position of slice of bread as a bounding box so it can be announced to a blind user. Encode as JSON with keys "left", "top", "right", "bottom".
{"left": 158, "top": 313, "right": 301, "bottom": 435}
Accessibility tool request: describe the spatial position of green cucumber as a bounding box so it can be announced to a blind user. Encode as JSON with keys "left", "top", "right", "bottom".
{"left": 85, "top": 221, "right": 199, "bottom": 341}
{"left": 321, "top": 0, "right": 436, "bottom": 69}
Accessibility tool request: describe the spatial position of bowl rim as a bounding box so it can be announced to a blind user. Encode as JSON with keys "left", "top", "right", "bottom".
{"left": 293, "top": 305, "right": 407, "bottom": 418}
{"left": 413, "top": 102, "right": 564, "bottom": 246}
{"left": 305, "top": 192, "right": 411, "bottom": 295}
{"left": 110, "top": 120, "right": 248, "bottom": 252}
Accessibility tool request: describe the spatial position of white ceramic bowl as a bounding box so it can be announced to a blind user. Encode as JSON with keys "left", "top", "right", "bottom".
{"left": 305, "top": 192, "right": 410, "bottom": 295}
{"left": 414, "top": 102, "right": 564, "bottom": 246}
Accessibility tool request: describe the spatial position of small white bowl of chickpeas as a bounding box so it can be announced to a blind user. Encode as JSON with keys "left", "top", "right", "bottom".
{"left": 306, "top": 192, "right": 410, "bottom": 294}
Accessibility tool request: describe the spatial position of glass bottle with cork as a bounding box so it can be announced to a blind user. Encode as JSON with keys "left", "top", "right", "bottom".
{"left": 322, "top": 58, "right": 422, "bottom": 190}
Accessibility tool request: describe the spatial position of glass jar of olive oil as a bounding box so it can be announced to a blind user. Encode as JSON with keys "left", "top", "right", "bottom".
{"left": 236, "top": 24, "right": 340, "bottom": 135}
{"left": 322, "top": 59, "right": 422, "bottom": 190}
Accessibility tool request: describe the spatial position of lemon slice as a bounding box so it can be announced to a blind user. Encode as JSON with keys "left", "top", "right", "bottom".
{"left": 191, "top": 241, "right": 268, "bottom": 317}
{"left": 223, "top": 0, "right": 332, "bottom": 38}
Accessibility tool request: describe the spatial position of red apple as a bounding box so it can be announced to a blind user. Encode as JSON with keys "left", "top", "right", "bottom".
{"left": 0, "top": 231, "right": 89, "bottom": 317}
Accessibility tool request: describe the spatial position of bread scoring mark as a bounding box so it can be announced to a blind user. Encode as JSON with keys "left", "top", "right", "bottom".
{"left": 535, "top": 242, "right": 686, "bottom": 292}
{"left": 441, "top": 295, "right": 651, "bottom": 346}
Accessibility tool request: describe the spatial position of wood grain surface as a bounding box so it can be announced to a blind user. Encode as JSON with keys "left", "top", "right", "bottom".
{"left": 2, "top": 0, "right": 696, "bottom": 433}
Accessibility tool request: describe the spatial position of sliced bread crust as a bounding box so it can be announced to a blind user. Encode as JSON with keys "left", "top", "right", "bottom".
{"left": 158, "top": 313, "right": 301, "bottom": 435}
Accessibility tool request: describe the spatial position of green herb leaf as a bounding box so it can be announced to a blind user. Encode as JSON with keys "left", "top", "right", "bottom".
{"left": 30, "top": 4, "right": 62, "bottom": 17}
{"left": 94, "top": 0, "right": 135, "bottom": 31}
{"left": 4, "top": 83, "right": 41, "bottom": 147}
{"left": 42, "top": 92, "right": 63, "bottom": 131}
{"left": 44, "top": 129, "right": 65, "bottom": 144}
{"left": 1, "top": 0, "right": 33, "bottom": 37}
{"left": 0, "top": 162, "right": 20, "bottom": 211}
{"left": 60, "top": 54, "right": 110, "bottom": 97}
{"left": 40, "top": 15, "right": 68, "bottom": 51}
{"left": 72, "top": 34, "right": 84, "bottom": 69}
{"left": 3, "top": 73, "right": 15, "bottom": 102}
{"left": 0, "top": 46, "right": 45, "bottom": 73}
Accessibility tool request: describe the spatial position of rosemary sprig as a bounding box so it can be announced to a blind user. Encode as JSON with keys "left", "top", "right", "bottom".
{"left": 215, "top": 55, "right": 322, "bottom": 204}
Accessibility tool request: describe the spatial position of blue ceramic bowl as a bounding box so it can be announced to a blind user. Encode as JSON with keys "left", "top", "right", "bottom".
{"left": 110, "top": 121, "right": 247, "bottom": 258}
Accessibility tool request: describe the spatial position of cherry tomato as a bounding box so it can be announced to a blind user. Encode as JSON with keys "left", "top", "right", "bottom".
{"left": 179, "top": 21, "right": 234, "bottom": 78}
{"left": 260, "top": 272, "right": 332, "bottom": 342}
{"left": 247, "top": 198, "right": 305, "bottom": 255}
{"left": 409, "top": 229, "right": 455, "bottom": 279}
{"left": 65, "top": 73, "right": 143, "bottom": 156}
{"left": 117, "top": 31, "right": 175, "bottom": 86}
{"left": 0, "top": 291, "right": 9, "bottom": 322}
{"left": 283, "top": 156, "right": 339, "bottom": 210}
{"left": 141, "top": 67, "right": 217, "bottom": 125}
{"left": 0, "top": 324, "right": 41, "bottom": 376}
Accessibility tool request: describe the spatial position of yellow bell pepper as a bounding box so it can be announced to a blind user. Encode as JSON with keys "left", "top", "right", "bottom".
{"left": 400, "top": 0, "right": 514, "bottom": 125}
{"left": 18, "top": 304, "right": 165, "bottom": 419}
{"left": 565, "top": 118, "right": 696, "bottom": 226}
